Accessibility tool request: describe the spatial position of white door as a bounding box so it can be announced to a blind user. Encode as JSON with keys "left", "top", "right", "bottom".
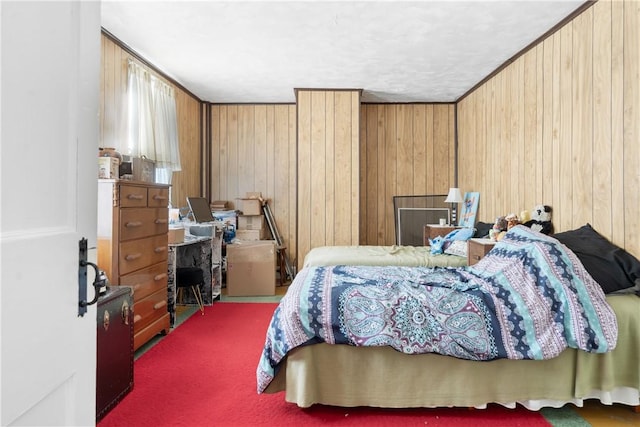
{"left": 1, "top": 1, "right": 101, "bottom": 426}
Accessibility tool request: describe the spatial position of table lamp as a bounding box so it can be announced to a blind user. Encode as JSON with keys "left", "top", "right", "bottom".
{"left": 444, "top": 188, "right": 463, "bottom": 226}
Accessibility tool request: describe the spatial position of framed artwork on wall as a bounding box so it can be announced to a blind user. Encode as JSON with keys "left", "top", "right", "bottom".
{"left": 459, "top": 192, "right": 480, "bottom": 228}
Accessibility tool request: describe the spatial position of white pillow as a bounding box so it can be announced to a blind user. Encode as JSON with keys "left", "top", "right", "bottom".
{"left": 444, "top": 240, "right": 468, "bottom": 257}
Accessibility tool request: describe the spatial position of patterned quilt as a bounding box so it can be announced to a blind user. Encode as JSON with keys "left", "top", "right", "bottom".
{"left": 257, "top": 226, "right": 618, "bottom": 394}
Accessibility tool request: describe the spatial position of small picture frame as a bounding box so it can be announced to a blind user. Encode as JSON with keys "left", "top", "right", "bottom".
{"left": 459, "top": 192, "right": 479, "bottom": 228}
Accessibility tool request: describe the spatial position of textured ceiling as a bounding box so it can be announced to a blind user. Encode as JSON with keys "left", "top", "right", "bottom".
{"left": 101, "top": 1, "right": 586, "bottom": 103}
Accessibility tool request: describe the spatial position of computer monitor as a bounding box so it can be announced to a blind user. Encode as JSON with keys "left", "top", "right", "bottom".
{"left": 186, "top": 197, "right": 215, "bottom": 223}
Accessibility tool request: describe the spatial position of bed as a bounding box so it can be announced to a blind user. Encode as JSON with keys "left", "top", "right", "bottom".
{"left": 257, "top": 225, "right": 640, "bottom": 410}
{"left": 303, "top": 244, "right": 468, "bottom": 268}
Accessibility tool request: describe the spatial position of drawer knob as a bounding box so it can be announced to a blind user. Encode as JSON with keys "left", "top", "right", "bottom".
{"left": 153, "top": 301, "right": 167, "bottom": 310}
{"left": 133, "top": 314, "right": 142, "bottom": 323}
{"left": 125, "top": 253, "right": 142, "bottom": 261}
{"left": 154, "top": 246, "right": 166, "bottom": 254}
{"left": 155, "top": 219, "right": 168, "bottom": 224}
{"left": 154, "top": 273, "right": 167, "bottom": 281}
{"left": 125, "top": 221, "right": 143, "bottom": 228}
{"left": 127, "top": 194, "right": 144, "bottom": 200}
{"left": 153, "top": 195, "right": 167, "bottom": 201}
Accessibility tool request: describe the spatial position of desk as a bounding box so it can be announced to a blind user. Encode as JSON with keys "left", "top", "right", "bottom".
{"left": 167, "top": 228, "right": 222, "bottom": 326}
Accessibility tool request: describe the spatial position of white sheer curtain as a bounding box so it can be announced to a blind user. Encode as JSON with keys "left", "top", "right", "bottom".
{"left": 126, "top": 60, "right": 181, "bottom": 185}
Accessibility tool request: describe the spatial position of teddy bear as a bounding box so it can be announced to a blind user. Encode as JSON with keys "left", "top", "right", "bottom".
{"left": 523, "top": 204, "right": 554, "bottom": 235}
{"left": 505, "top": 213, "right": 520, "bottom": 230}
{"left": 489, "top": 216, "right": 508, "bottom": 241}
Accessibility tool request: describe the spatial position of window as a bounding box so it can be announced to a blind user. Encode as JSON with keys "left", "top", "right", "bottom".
{"left": 125, "top": 60, "right": 181, "bottom": 185}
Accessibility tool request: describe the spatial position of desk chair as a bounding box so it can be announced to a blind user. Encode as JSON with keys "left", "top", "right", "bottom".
{"left": 176, "top": 267, "right": 205, "bottom": 315}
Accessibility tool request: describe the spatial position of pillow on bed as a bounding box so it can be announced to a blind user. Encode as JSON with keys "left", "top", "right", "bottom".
{"left": 444, "top": 240, "right": 468, "bottom": 257}
{"left": 554, "top": 223, "right": 640, "bottom": 294}
{"left": 474, "top": 222, "right": 493, "bottom": 238}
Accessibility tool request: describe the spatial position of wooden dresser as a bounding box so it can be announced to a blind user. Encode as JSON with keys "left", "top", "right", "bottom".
{"left": 97, "top": 180, "right": 171, "bottom": 350}
{"left": 467, "top": 238, "right": 497, "bottom": 266}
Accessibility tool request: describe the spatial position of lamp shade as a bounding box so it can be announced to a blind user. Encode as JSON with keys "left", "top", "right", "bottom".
{"left": 444, "top": 188, "right": 463, "bottom": 203}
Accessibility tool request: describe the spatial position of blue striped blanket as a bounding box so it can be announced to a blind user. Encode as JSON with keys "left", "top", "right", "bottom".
{"left": 257, "top": 225, "right": 618, "bottom": 393}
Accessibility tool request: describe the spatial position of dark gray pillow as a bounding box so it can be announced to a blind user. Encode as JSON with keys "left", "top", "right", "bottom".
{"left": 474, "top": 222, "right": 493, "bottom": 238}
{"left": 554, "top": 224, "right": 640, "bottom": 294}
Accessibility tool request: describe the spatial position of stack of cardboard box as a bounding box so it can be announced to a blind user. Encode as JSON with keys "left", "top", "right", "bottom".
{"left": 235, "top": 192, "right": 266, "bottom": 241}
{"left": 225, "top": 192, "right": 277, "bottom": 296}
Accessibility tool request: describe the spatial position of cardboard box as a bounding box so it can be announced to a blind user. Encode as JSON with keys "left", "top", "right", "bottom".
{"left": 98, "top": 157, "right": 119, "bottom": 179}
{"left": 245, "top": 192, "right": 262, "bottom": 199}
{"left": 211, "top": 200, "right": 229, "bottom": 210}
{"left": 226, "top": 240, "right": 276, "bottom": 296}
{"left": 237, "top": 215, "right": 265, "bottom": 230}
{"left": 236, "top": 198, "right": 262, "bottom": 215}
{"left": 168, "top": 227, "right": 185, "bottom": 244}
{"left": 235, "top": 228, "right": 265, "bottom": 241}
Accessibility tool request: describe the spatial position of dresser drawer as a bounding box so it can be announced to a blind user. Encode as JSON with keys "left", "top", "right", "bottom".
{"left": 148, "top": 187, "right": 170, "bottom": 208}
{"left": 119, "top": 185, "right": 148, "bottom": 208}
{"left": 147, "top": 188, "right": 169, "bottom": 208}
{"left": 120, "top": 208, "right": 169, "bottom": 241}
{"left": 119, "top": 234, "right": 168, "bottom": 275}
{"left": 119, "top": 262, "right": 168, "bottom": 302}
{"left": 132, "top": 288, "right": 168, "bottom": 332}
{"left": 467, "top": 239, "right": 496, "bottom": 266}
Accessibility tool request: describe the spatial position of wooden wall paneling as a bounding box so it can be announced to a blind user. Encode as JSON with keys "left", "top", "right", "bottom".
{"left": 253, "top": 105, "right": 268, "bottom": 195}
{"left": 541, "top": 38, "right": 554, "bottom": 206}
{"left": 209, "top": 106, "right": 221, "bottom": 201}
{"left": 524, "top": 50, "right": 538, "bottom": 211}
{"left": 623, "top": 0, "right": 640, "bottom": 256}
{"left": 611, "top": 0, "right": 625, "bottom": 247}
{"left": 384, "top": 105, "right": 397, "bottom": 244}
{"left": 592, "top": 0, "right": 613, "bottom": 238}
{"left": 296, "top": 91, "right": 312, "bottom": 268}
{"left": 433, "top": 105, "right": 450, "bottom": 194}
{"left": 209, "top": 104, "right": 297, "bottom": 262}
{"left": 376, "top": 106, "right": 387, "bottom": 245}
{"left": 359, "top": 105, "right": 368, "bottom": 244}
{"left": 478, "top": 88, "right": 489, "bottom": 220}
{"left": 334, "top": 91, "right": 353, "bottom": 245}
{"left": 407, "top": 104, "right": 427, "bottom": 194}
{"left": 172, "top": 91, "right": 201, "bottom": 208}
{"left": 350, "top": 91, "right": 361, "bottom": 245}
{"left": 296, "top": 89, "right": 359, "bottom": 265}
{"left": 424, "top": 105, "right": 434, "bottom": 195}
{"left": 448, "top": 106, "right": 456, "bottom": 188}
{"left": 227, "top": 106, "right": 239, "bottom": 203}
{"left": 558, "top": 23, "right": 573, "bottom": 232}
{"left": 273, "top": 105, "right": 293, "bottom": 260}
{"left": 572, "top": 9, "right": 594, "bottom": 228}
{"left": 359, "top": 103, "right": 455, "bottom": 247}
{"left": 397, "top": 105, "right": 414, "bottom": 195}
{"left": 237, "top": 106, "right": 253, "bottom": 198}
{"left": 324, "top": 92, "right": 336, "bottom": 246}
{"left": 310, "top": 91, "right": 327, "bottom": 249}
{"left": 412, "top": 105, "right": 427, "bottom": 195}
{"left": 551, "top": 31, "right": 562, "bottom": 227}
{"left": 364, "top": 105, "right": 380, "bottom": 245}
{"left": 287, "top": 105, "right": 297, "bottom": 265}
{"left": 509, "top": 61, "right": 516, "bottom": 214}
{"left": 455, "top": 0, "right": 639, "bottom": 259}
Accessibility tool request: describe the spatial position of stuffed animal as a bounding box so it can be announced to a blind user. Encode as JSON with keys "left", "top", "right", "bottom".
{"left": 523, "top": 204, "right": 554, "bottom": 235}
{"left": 429, "top": 236, "right": 445, "bottom": 255}
{"left": 505, "top": 213, "right": 520, "bottom": 230}
{"left": 489, "top": 216, "right": 508, "bottom": 241}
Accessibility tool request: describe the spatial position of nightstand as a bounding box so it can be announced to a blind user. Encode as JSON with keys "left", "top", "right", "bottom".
{"left": 467, "top": 238, "right": 496, "bottom": 265}
{"left": 423, "top": 225, "right": 456, "bottom": 245}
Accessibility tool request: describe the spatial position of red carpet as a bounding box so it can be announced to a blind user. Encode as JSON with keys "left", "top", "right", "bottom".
{"left": 98, "top": 302, "right": 551, "bottom": 427}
